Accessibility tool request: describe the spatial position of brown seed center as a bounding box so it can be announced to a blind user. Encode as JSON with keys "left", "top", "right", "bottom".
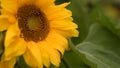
{"left": 17, "top": 5, "right": 49, "bottom": 42}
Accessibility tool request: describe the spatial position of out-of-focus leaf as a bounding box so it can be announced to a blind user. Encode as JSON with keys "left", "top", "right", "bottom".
{"left": 0, "top": 31, "right": 5, "bottom": 57}
{"left": 99, "top": 11, "right": 120, "bottom": 38}
{"left": 16, "top": 56, "right": 30, "bottom": 68}
{"left": 59, "top": 50, "right": 91, "bottom": 68}
{"left": 68, "top": 0, "right": 91, "bottom": 44}
{"left": 0, "top": 32, "right": 3, "bottom": 51}
{"left": 76, "top": 23, "right": 120, "bottom": 68}
{"left": 56, "top": 0, "right": 70, "bottom": 4}
{"left": 89, "top": 3, "right": 120, "bottom": 38}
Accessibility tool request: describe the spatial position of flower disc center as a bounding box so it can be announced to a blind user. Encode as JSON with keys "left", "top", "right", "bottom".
{"left": 27, "top": 16, "right": 41, "bottom": 31}
{"left": 17, "top": 5, "right": 49, "bottom": 42}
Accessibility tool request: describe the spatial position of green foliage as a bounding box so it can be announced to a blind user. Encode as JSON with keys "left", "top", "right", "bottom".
{"left": 77, "top": 23, "right": 120, "bottom": 68}
{"left": 56, "top": 0, "right": 120, "bottom": 68}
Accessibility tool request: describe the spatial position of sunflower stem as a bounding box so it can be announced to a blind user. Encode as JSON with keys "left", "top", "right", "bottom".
{"left": 61, "top": 39, "right": 83, "bottom": 68}
{"left": 68, "top": 38, "right": 85, "bottom": 63}
{"left": 68, "top": 38, "right": 80, "bottom": 54}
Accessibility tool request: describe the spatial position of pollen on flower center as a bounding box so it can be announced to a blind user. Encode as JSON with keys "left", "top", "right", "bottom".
{"left": 17, "top": 5, "right": 49, "bottom": 42}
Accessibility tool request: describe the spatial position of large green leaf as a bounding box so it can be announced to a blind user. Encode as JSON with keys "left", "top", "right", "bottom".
{"left": 59, "top": 50, "right": 91, "bottom": 68}
{"left": 76, "top": 23, "right": 120, "bottom": 68}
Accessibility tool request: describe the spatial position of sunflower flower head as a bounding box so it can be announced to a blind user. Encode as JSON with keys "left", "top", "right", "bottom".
{"left": 0, "top": 0, "right": 78, "bottom": 68}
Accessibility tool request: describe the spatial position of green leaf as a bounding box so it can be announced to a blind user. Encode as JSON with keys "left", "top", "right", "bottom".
{"left": 0, "top": 31, "right": 5, "bottom": 57}
{"left": 59, "top": 50, "right": 91, "bottom": 68}
{"left": 16, "top": 56, "right": 30, "bottom": 68}
{"left": 98, "top": 11, "right": 120, "bottom": 38}
{"left": 0, "top": 32, "right": 4, "bottom": 51}
{"left": 68, "top": 0, "right": 90, "bottom": 44}
{"left": 76, "top": 23, "right": 120, "bottom": 68}
{"left": 89, "top": 4, "right": 120, "bottom": 38}
{"left": 55, "top": 0, "right": 70, "bottom": 4}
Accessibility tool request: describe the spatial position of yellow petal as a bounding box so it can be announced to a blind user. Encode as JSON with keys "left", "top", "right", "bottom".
{"left": 50, "top": 20, "right": 78, "bottom": 30}
{"left": 17, "top": 0, "right": 36, "bottom": 6}
{"left": 23, "top": 42, "right": 43, "bottom": 68}
{"left": 44, "top": 2, "right": 71, "bottom": 20}
{"left": 39, "top": 41, "right": 61, "bottom": 67}
{"left": 1, "top": 0, "right": 18, "bottom": 14}
{"left": 4, "top": 23, "right": 26, "bottom": 60}
{"left": 40, "top": 49, "right": 50, "bottom": 67}
{"left": 52, "top": 52, "right": 60, "bottom": 67}
{"left": 46, "top": 31, "right": 68, "bottom": 55}
{"left": 46, "top": 39, "right": 65, "bottom": 55}
{"left": 48, "top": 47, "right": 60, "bottom": 67}
{"left": 0, "top": 58, "right": 16, "bottom": 68}
{"left": 36, "top": 0, "right": 55, "bottom": 9}
{"left": 39, "top": 42, "right": 50, "bottom": 67}
{"left": 46, "top": 30, "right": 68, "bottom": 49}
{"left": 1, "top": 9, "right": 17, "bottom": 23}
{"left": 0, "top": 16, "right": 12, "bottom": 31}
{"left": 5, "top": 23, "right": 20, "bottom": 47}
{"left": 3, "top": 38, "right": 26, "bottom": 61}
{"left": 54, "top": 29, "right": 79, "bottom": 37}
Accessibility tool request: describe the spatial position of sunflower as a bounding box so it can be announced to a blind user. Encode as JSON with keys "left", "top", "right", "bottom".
{"left": 0, "top": 0, "right": 78, "bottom": 68}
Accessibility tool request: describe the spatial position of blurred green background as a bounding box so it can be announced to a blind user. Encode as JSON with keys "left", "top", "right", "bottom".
{"left": 55, "top": 0, "right": 120, "bottom": 68}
